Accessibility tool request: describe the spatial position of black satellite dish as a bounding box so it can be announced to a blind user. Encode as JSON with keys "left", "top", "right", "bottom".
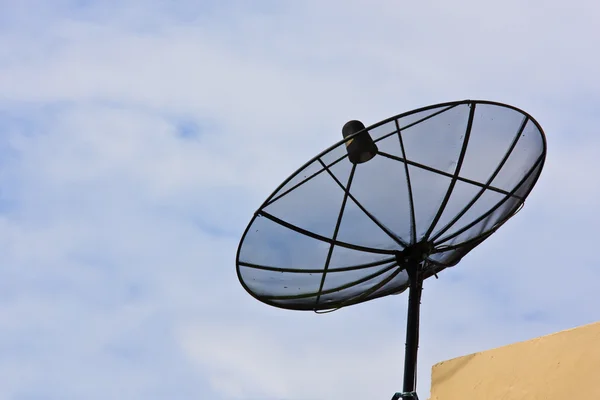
{"left": 236, "top": 100, "right": 546, "bottom": 399}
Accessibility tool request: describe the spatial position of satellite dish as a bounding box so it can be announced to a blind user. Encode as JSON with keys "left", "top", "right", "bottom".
{"left": 235, "top": 100, "right": 546, "bottom": 399}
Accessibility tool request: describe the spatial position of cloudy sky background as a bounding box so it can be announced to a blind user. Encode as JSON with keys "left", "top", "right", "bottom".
{"left": 0, "top": 1, "right": 599, "bottom": 399}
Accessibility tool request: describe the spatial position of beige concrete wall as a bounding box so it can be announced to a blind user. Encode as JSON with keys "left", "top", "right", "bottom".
{"left": 429, "top": 321, "right": 600, "bottom": 400}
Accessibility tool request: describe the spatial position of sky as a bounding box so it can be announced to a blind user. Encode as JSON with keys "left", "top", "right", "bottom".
{"left": 0, "top": 0, "right": 599, "bottom": 399}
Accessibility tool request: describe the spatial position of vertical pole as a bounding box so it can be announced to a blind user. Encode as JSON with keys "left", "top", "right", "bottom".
{"left": 402, "top": 261, "right": 423, "bottom": 396}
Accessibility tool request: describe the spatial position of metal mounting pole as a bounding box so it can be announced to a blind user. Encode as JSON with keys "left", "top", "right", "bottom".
{"left": 402, "top": 260, "right": 423, "bottom": 397}
{"left": 391, "top": 256, "right": 424, "bottom": 400}
{"left": 391, "top": 242, "right": 430, "bottom": 400}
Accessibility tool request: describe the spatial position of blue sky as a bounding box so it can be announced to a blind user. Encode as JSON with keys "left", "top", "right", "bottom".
{"left": 0, "top": 1, "right": 599, "bottom": 399}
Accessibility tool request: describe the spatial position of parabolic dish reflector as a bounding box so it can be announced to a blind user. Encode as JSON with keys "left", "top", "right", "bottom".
{"left": 236, "top": 100, "right": 546, "bottom": 312}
